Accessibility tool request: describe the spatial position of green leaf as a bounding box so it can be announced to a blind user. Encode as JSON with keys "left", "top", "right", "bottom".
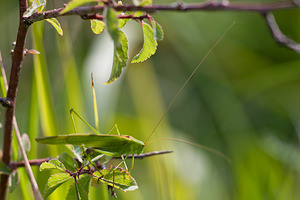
{"left": 44, "top": 173, "right": 73, "bottom": 199}
{"left": 133, "top": 0, "right": 152, "bottom": 6}
{"left": 106, "top": 30, "right": 129, "bottom": 83}
{"left": 106, "top": 7, "right": 120, "bottom": 44}
{"left": 152, "top": 21, "right": 164, "bottom": 40}
{"left": 45, "top": 18, "right": 63, "bottom": 36}
{"left": 8, "top": 171, "right": 19, "bottom": 193}
{"left": 0, "top": 162, "right": 12, "bottom": 175}
{"left": 90, "top": 20, "right": 105, "bottom": 35}
{"left": 66, "top": 175, "right": 91, "bottom": 200}
{"left": 23, "top": 1, "right": 42, "bottom": 17}
{"left": 40, "top": 159, "right": 66, "bottom": 172}
{"left": 60, "top": 0, "right": 98, "bottom": 14}
{"left": 131, "top": 22, "right": 158, "bottom": 63}
{"left": 94, "top": 168, "right": 138, "bottom": 192}
{"left": 58, "top": 152, "right": 78, "bottom": 172}
{"left": 72, "top": 146, "right": 84, "bottom": 163}
{"left": 37, "top": 0, "right": 47, "bottom": 12}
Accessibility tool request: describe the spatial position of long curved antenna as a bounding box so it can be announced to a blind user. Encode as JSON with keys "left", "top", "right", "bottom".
{"left": 145, "top": 21, "right": 236, "bottom": 144}
{"left": 148, "top": 138, "right": 231, "bottom": 163}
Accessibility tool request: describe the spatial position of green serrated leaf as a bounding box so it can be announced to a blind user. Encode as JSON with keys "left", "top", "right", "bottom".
{"left": 94, "top": 168, "right": 138, "bottom": 192}
{"left": 45, "top": 18, "right": 63, "bottom": 36}
{"left": 133, "top": 0, "right": 152, "bottom": 6}
{"left": 0, "top": 162, "right": 12, "bottom": 175}
{"left": 60, "top": 0, "right": 98, "bottom": 14}
{"left": 106, "top": 30, "right": 128, "bottom": 83}
{"left": 131, "top": 22, "right": 157, "bottom": 63}
{"left": 40, "top": 159, "right": 66, "bottom": 172}
{"left": 106, "top": 7, "right": 120, "bottom": 43}
{"left": 90, "top": 20, "right": 105, "bottom": 35}
{"left": 66, "top": 176, "right": 91, "bottom": 200}
{"left": 152, "top": 21, "right": 164, "bottom": 40}
{"left": 8, "top": 171, "right": 19, "bottom": 193}
{"left": 44, "top": 173, "right": 73, "bottom": 199}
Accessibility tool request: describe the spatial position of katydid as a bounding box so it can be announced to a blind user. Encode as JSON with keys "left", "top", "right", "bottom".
{"left": 36, "top": 23, "right": 234, "bottom": 168}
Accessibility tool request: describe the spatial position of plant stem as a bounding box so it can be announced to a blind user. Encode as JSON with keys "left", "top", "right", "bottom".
{"left": 0, "top": 0, "right": 29, "bottom": 198}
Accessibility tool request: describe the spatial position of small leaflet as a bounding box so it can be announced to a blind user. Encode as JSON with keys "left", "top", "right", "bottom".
{"left": 90, "top": 20, "right": 105, "bottom": 35}
{"left": 40, "top": 159, "right": 66, "bottom": 172}
{"left": 152, "top": 21, "right": 164, "bottom": 40}
{"left": 44, "top": 173, "right": 73, "bottom": 199}
{"left": 37, "top": 0, "right": 47, "bottom": 12}
{"left": 8, "top": 171, "right": 19, "bottom": 193}
{"left": 106, "top": 30, "right": 129, "bottom": 84}
{"left": 60, "top": 0, "right": 98, "bottom": 14}
{"left": 23, "top": 0, "right": 46, "bottom": 17}
{"left": 94, "top": 168, "right": 138, "bottom": 191}
{"left": 133, "top": 0, "right": 152, "bottom": 6}
{"left": 0, "top": 162, "right": 12, "bottom": 175}
{"left": 23, "top": 1, "right": 41, "bottom": 17}
{"left": 131, "top": 22, "right": 157, "bottom": 63}
{"left": 45, "top": 18, "right": 63, "bottom": 36}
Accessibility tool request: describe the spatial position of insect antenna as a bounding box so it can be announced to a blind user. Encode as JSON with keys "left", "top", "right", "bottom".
{"left": 144, "top": 21, "right": 236, "bottom": 145}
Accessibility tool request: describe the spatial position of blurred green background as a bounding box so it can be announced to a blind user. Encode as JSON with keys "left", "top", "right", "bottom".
{"left": 1, "top": 0, "right": 300, "bottom": 199}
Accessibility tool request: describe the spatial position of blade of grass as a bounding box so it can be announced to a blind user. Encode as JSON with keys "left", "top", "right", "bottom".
{"left": 56, "top": 29, "right": 85, "bottom": 133}
{"left": 31, "top": 21, "right": 63, "bottom": 199}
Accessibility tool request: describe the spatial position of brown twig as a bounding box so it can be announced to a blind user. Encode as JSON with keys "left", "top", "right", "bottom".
{"left": 10, "top": 158, "right": 53, "bottom": 170}
{"left": 24, "top": 1, "right": 298, "bottom": 24}
{"left": 263, "top": 12, "right": 300, "bottom": 53}
{"left": 0, "top": 0, "right": 33, "bottom": 198}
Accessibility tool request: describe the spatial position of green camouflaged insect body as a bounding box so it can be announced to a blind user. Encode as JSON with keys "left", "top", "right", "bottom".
{"left": 36, "top": 134, "right": 145, "bottom": 157}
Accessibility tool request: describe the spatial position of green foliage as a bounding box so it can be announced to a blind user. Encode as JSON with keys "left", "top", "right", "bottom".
{"left": 152, "top": 21, "right": 164, "bottom": 40}
{"left": 90, "top": 20, "right": 105, "bottom": 35}
{"left": 23, "top": 1, "right": 44, "bottom": 17}
{"left": 106, "top": 7, "right": 120, "bottom": 44}
{"left": 66, "top": 176, "right": 91, "bottom": 200}
{"left": 94, "top": 168, "right": 138, "bottom": 192}
{"left": 0, "top": 162, "right": 12, "bottom": 175}
{"left": 39, "top": 154, "right": 138, "bottom": 198}
{"left": 8, "top": 171, "right": 19, "bottom": 193}
{"left": 43, "top": 173, "right": 73, "bottom": 199}
{"left": 45, "top": 18, "right": 63, "bottom": 36}
{"left": 108, "top": 30, "right": 129, "bottom": 83}
{"left": 133, "top": 0, "right": 152, "bottom": 6}
{"left": 40, "top": 159, "right": 66, "bottom": 172}
{"left": 60, "top": 0, "right": 98, "bottom": 14}
{"left": 131, "top": 22, "right": 157, "bottom": 63}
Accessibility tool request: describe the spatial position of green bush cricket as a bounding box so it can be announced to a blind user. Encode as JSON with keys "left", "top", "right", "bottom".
{"left": 36, "top": 22, "right": 234, "bottom": 194}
